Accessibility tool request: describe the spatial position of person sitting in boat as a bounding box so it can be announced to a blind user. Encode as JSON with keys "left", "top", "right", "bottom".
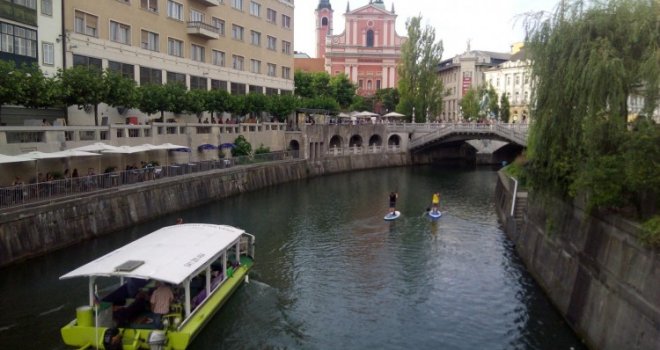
{"left": 150, "top": 281, "right": 174, "bottom": 328}
{"left": 389, "top": 191, "right": 398, "bottom": 214}
{"left": 431, "top": 192, "right": 440, "bottom": 214}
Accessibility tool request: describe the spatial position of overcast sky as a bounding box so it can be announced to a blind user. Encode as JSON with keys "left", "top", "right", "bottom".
{"left": 294, "top": 0, "right": 559, "bottom": 59}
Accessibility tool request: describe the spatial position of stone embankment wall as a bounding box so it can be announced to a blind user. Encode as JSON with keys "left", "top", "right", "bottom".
{"left": 495, "top": 172, "right": 659, "bottom": 350}
{"left": 0, "top": 153, "right": 410, "bottom": 267}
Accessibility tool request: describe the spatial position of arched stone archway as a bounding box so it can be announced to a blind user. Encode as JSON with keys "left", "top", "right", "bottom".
{"left": 288, "top": 140, "right": 300, "bottom": 158}
{"left": 329, "top": 135, "right": 343, "bottom": 148}
{"left": 349, "top": 135, "right": 363, "bottom": 147}
{"left": 369, "top": 134, "right": 382, "bottom": 146}
{"left": 322, "top": 17, "right": 328, "bottom": 26}
{"left": 388, "top": 134, "right": 401, "bottom": 146}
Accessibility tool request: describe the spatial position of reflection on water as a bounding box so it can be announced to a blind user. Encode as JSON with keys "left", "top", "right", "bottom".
{"left": 0, "top": 166, "right": 585, "bottom": 349}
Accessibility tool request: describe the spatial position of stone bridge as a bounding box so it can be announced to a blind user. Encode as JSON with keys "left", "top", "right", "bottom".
{"left": 401, "top": 123, "right": 529, "bottom": 152}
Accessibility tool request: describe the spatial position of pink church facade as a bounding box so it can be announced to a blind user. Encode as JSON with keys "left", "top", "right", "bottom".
{"left": 316, "top": 0, "right": 405, "bottom": 97}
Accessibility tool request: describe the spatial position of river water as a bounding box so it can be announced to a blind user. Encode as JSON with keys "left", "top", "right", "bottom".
{"left": 0, "top": 166, "right": 586, "bottom": 349}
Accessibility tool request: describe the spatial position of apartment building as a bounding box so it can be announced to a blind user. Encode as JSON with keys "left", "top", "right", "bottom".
{"left": 438, "top": 49, "right": 510, "bottom": 121}
{"left": 64, "top": 0, "right": 294, "bottom": 124}
{"left": 484, "top": 46, "right": 532, "bottom": 123}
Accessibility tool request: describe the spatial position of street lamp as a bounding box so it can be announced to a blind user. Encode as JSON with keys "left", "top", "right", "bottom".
{"left": 412, "top": 106, "right": 415, "bottom": 124}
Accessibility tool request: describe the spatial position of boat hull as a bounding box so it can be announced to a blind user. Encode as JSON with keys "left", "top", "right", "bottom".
{"left": 61, "top": 257, "right": 253, "bottom": 350}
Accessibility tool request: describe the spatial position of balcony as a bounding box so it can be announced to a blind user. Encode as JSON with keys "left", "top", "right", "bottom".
{"left": 187, "top": 21, "right": 220, "bottom": 40}
{"left": 0, "top": 1, "right": 37, "bottom": 26}
{"left": 191, "top": 0, "right": 220, "bottom": 6}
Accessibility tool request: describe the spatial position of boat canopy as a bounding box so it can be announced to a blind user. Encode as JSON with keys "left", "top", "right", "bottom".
{"left": 60, "top": 224, "right": 246, "bottom": 285}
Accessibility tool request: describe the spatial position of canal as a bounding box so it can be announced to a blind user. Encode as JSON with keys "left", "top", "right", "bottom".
{"left": 0, "top": 166, "right": 585, "bottom": 349}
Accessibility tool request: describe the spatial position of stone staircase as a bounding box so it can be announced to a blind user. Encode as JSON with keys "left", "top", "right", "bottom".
{"left": 513, "top": 192, "right": 528, "bottom": 225}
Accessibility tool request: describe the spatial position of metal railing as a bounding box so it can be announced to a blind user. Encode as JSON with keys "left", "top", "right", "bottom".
{"left": 0, "top": 150, "right": 299, "bottom": 210}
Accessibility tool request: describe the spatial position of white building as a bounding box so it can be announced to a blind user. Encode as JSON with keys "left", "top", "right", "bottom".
{"left": 484, "top": 44, "right": 532, "bottom": 123}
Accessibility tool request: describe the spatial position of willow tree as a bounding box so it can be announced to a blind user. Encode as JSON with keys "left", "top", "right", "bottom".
{"left": 397, "top": 16, "right": 444, "bottom": 122}
{"left": 525, "top": 0, "right": 660, "bottom": 215}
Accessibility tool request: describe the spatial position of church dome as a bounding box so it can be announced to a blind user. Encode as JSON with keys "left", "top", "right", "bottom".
{"left": 372, "top": 0, "right": 386, "bottom": 9}
{"left": 317, "top": 0, "right": 332, "bottom": 10}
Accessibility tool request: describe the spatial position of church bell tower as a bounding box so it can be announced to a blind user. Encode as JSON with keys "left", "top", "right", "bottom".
{"left": 315, "top": 0, "right": 334, "bottom": 58}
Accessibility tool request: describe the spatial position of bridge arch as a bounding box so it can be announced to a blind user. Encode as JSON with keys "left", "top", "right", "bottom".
{"left": 388, "top": 134, "right": 401, "bottom": 146}
{"left": 349, "top": 135, "right": 363, "bottom": 147}
{"left": 288, "top": 140, "right": 299, "bottom": 151}
{"left": 329, "top": 135, "right": 343, "bottom": 148}
{"left": 368, "top": 134, "right": 382, "bottom": 146}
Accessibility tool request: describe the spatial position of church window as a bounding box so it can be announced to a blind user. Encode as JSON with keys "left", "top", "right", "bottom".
{"left": 367, "top": 80, "right": 372, "bottom": 90}
{"left": 322, "top": 17, "right": 328, "bottom": 26}
{"left": 366, "top": 30, "right": 374, "bottom": 47}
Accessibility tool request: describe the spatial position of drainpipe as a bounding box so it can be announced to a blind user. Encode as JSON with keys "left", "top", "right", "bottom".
{"left": 510, "top": 176, "right": 518, "bottom": 217}
{"left": 61, "top": 0, "right": 68, "bottom": 122}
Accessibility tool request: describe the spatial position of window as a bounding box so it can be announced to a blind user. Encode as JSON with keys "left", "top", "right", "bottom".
{"left": 167, "top": 1, "right": 183, "bottom": 20}
{"left": 250, "top": 31, "right": 260, "bottom": 46}
{"left": 367, "top": 80, "right": 372, "bottom": 90}
{"left": 232, "top": 55, "right": 244, "bottom": 70}
{"left": 376, "top": 79, "right": 381, "bottom": 90}
{"left": 266, "top": 8, "right": 276, "bottom": 23}
{"left": 167, "top": 71, "right": 185, "bottom": 85}
{"left": 14, "top": 0, "right": 36, "bottom": 9}
{"left": 281, "top": 14, "right": 291, "bottom": 29}
{"left": 232, "top": 0, "right": 243, "bottom": 11}
{"left": 141, "top": 30, "right": 159, "bottom": 51}
{"left": 168, "top": 38, "right": 183, "bottom": 57}
{"left": 267, "top": 35, "right": 276, "bottom": 50}
{"left": 515, "top": 74, "right": 520, "bottom": 85}
{"left": 281, "top": 66, "right": 290, "bottom": 79}
{"left": 73, "top": 54, "right": 102, "bottom": 69}
{"left": 41, "top": 42, "right": 54, "bottom": 65}
{"left": 0, "top": 22, "right": 37, "bottom": 58}
{"left": 110, "top": 21, "right": 131, "bottom": 45}
{"left": 212, "top": 17, "right": 225, "bottom": 35}
{"left": 250, "top": 59, "right": 261, "bottom": 74}
{"left": 108, "top": 61, "right": 135, "bottom": 79}
{"left": 281, "top": 40, "right": 291, "bottom": 54}
{"left": 366, "top": 30, "right": 374, "bottom": 47}
{"left": 249, "top": 85, "right": 262, "bottom": 94}
{"left": 141, "top": 0, "right": 158, "bottom": 12}
{"left": 212, "top": 50, "right": 225, "bottom": 66}
{"left": 211, "top": 79, "right": 227, "bottom": 91}
{"left": 267, "top": 63, "right": 276, "bottom": 77}
{"left": 190, "top": 75, "right": 207, "bottom": 90}
{"left": 74, "top": 10, "right": 98, "bottom": 37}
{"left": 140, "top": 66, "right": 162, "bottom": 85}
{"left": 358, "top": 80, "right": 363, "bottom": 88}
{"left": 249, "top": 1, "right": 260, "bottom": 16}
{"left": 191, "top": 44, "right": 204, "bottom": 62}
{"left": 232, "top": 25, "right": 244, "bottom": 41}
{"left": 41, "top": 0, "right": 52, "bottom": 16}
{"left": 190, "top": 9, "right": 204, "bottom": 22}
{"left": 231, "top": 82, "right": 246, "bottom": 95}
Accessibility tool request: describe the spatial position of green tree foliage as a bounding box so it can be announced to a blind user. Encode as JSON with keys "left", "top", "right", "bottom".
{"left": 294, "top": 70, "right": 356, "bottom": 111}
{"left": 0, "top": 61, "right": 21, "bottom": 107}
{"left": 207, "top": 89, "right": 231, "bottom": 120}
{"left": 104, "top": 70, "right": 138, "bottom": 110}
{"left": 137, "top": 84, "right": 169, "bottom": 120}
{"left": 329, "top": 73, "right": 356, "bottom": 109}
{"left": 268, "top": 94, "right": 297, "bottom": 121}
{"left": 459, "top": 88, "right": 480, "bottom": 121}
{"left": 397, "top": 16, "right": 444, "bottom": 122}
{"left": 375, "top": 88, "right": 400, "bottom": 114}
{"left": 486, "top": 85, "right": 499, "bottom": 119}
{"left": 19, "top": 64, "right": 56, "bottom": 109}
{"left": 165, "top": 83, "right": 187, "bottom": 115}
{"left": 245, "top": 93, "right": 269, "bottom": 119}
{"left": 185, "top": 89, "right": 209, "bottom": 116}
{"left": 58, "top": 65, "right": 108, "bottom": 126}
{"left": 525, "top": 0, "right": 660, "bottom": 217}
{"left": 232, "top": 134, "right": 252, "bottom": 157}
{"left": 499, "top": 93, "right": 511, "bottom": 123}
{"left": 229, "top": 95, "right": 249, "bottom": 118}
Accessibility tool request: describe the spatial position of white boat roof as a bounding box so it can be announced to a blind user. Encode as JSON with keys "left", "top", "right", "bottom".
{"left": 60, "top": 224, "right": 246, "bottom": 285}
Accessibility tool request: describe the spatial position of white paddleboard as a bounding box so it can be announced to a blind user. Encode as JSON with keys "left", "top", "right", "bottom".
{"left": 428, "top": 210, "right": 442, "bottom": 219}
{"left": 384, "top": 211, "right": 401, "bottom": 221}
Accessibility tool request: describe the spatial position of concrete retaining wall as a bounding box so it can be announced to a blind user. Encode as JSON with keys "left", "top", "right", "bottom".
{"left": 495, "top": 173, "right": 659, "bottom": 350}
{"left": 0, "top": 153, "right": 410, "bottom": 267}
